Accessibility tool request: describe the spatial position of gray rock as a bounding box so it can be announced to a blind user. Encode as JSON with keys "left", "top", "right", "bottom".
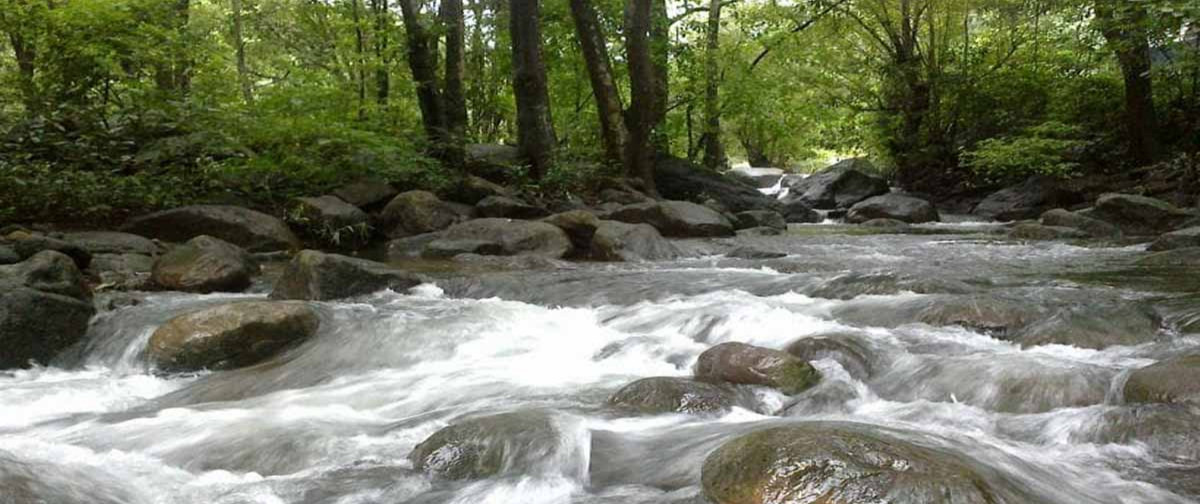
{"left": 599, "top": 188, "right": 653, "bottom": 205}
{"left": 378, "top": 191, "right": 465, "bottom": 239}
{"left": 423, "top": 239, "right": 505, "bottom": 258}
{"left": 3, "top": 231, "right": 92, "bottom": 269}
{"left": 608, "top": 377, "right": 755, "bottom": 416}
{"left": 0, "top": 251, "right": 95, "bottom": 369}
{"left": 441, "top": 218, "right": 573, "bottom": 258}
{"left": 607, "top": 200, "right": 734, "bottom": 237}
{"left": 542, "top": 210, "right": 600, "bottom": 251}
{"left": 331, "top": 178, "right": 398, "bottom": 210}
{"left": 654, "top": 156, "right": 781, "bottom": 213}
{"left": 846, "top": 194, "right": 939, "bottom": 224}
{"left": 861, "top": 218, "right": 910, "bottom": 229}
{"left": 475, "top": 195, "right": 550, "bottom": 219}
{"left": 733, "top": 210, "right": 786, "bottom": 231}
{"left": 452, "top": 175, "right": 511, "bottom": 205}
{"left": 151, "top": 235, "right": 255, "bottom": 293}
{"left": 1007, "top": 223, "right": 1089, "bottom": 241}
{"left": 269, "top": 250, "right": 424, "bottom": 301}
{"left": 694, "top": 342, "right": 820, "bottom": 395}
{"left": 89, "top": 253, "right": 155, "bottom": 291}
{"left": 385, "top": 232, "right": 445, "bottom": 259}
{"left": 735, "top": 226, "right": 783, "bottom": 237}
{"left": 58, "top": 231, "right": 161, "bottom": 256}
{"left": 409, "top": 410, "right": 586, "bottom": 480}
{"left": 1149, "top": 227, "right": 1200, "bottom": 252}
{"left": 973, "top": 176, "right": 1080, "bottom": 221}
{"left": 1040, "top": 208, "right": 1121, "bottom": 238}
{"left": 590, "top": 220, "right": 678, "bottom": 262}
{"left": 781, "top": 158, "right": 889, "bottom": 209}
{"left": 1124, "top": 355, "right": 1200, "bottom": 405}
{"left": 1137, "top": 247, "right": 1200, "bottom": 267}
{"left": 779, "top": 196, "right": 823, "bottom": 223}
{"left": 0, "top": 245, "right": 18, "bottom": 265}
{"left": 726, "top": 246, "right": 786, "bottom": 260}
{"left": 1090, "top": 193, "right": 1192, "bottom": 235}
{"left": 148, "top": 301, "right": 320, "bottom": 372}
{"left": 287, "top": 195, "right": 371, "bottom": 249}
{"left": 465, "top": 144, "right": 521, "bottom": 180}
{"left": 122, "top": 205, "right": 300, "bottom": 252}
{"left": 785, "top": 334, "right": 877, "bottom": 380}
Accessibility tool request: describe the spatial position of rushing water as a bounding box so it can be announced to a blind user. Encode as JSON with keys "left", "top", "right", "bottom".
{"left": 2, "top": 224, "right": 1199, "bottom": 503}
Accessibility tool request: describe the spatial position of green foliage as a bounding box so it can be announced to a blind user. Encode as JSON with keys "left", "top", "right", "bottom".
{"left": 963, "top": 122, "right": 1088, "bottom": 183}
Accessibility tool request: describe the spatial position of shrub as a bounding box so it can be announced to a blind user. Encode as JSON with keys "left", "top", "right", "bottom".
{"left": 963, "top": 121, "right": 1088, "bottom": 184}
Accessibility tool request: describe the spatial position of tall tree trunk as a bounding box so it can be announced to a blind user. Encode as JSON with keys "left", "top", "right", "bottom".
{"left": 649, "top": 0, "right": 669, "bottom": 152}
{"left": 155, "top": 0, "right": 192, "bottom": 95}
{"left": 509, "top": 0, "right": 557, "bottom": 179}
{"left": 625, "top": 0, "right": 659, "bottom": 196}
{"left": 6, "top": 31, "right": 37, "bottom": 114}
{"left": 231, "top": 0, "right": 253, "bottom": 105}
{"left": 441, "top": 0, "right": 468, "bottom": 167}
{"left": 701, "top": 0, "right": 724, "bottom": 170}
{"left": 1096, "top": 0, "right": 1159, "bottom": 166}
{"left": 372, "top": 0, "right": 390, "bottom": 106}
{"left": 568, "top": 0, "right": 628, "bottom": 165}
{"left": 351, "top": 0, "right": 368, "bottom": 120}
{"left": 399, "top": 0, "right": 447, "bottom": 149}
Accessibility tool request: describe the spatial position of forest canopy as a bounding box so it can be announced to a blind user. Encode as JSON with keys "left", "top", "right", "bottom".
{"left": 1, "top": 0, "right": 1197, "bottom": 224}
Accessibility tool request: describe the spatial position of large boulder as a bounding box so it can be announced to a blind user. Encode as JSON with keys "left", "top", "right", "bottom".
{"left": 148, "top": 301, "right": 320, "bottom": 372}
{"left": 779, "top": 197, "right": 822, "bottom": 223}
{"left": 543, "top": 210, "right": 600, "bottom": 251}
{"left": 733, "top": 210, "right": 786, "bottom": 231}
{"left": 1040, "top": 208, "right": 1121, "bottom": 238}
{"left": 607, "top": 200, "right": 734, "bottom": 237}
{"left": 972, "top": 175, "right": 1080, "bottom": 221}
{"left": 694, "top": 342, "right": 820, "bottom": 395}
{"left": 475, "top": 195, "right": 550, "bottom": 219}
{"left": 1137, "top": 247, "right": 1200, "bottom": 267}
{"left": 1090, "top": 193, "right": 1193, "bottom": 235}
{"left": 331, "top": 178, "right": 398, "bottom": 210}
{"left": 846, "top": 194, "right": 939, "bottom": 224}
{"left": 378, "top": 191, "right": 465, "bottom": 239}
{"left": 122, "top": 205, "right": 300, "bottom": 252}
{"left": 464, "top": 144, "right": 521, "bottom": 181}
{"left": 589, "top": 220, "right": 678, "bottom": 262}
{"left": 607, "top": 377, "right": 755, "bottom": 416}
{"left": 781, "top": 158, "right": 889, "bottom": 209}
{"left": 1149, "top": 227, "right": 1200, "bottom": 252}
{"left": 58, "top": 231, "right": 161, "bottom": 256}
{"left": 286, "top": 195, "right": 371, "bottom": 249}
{"left": 409, "top": 410, "right": 588, "bottom": 481}
{"left": 785, "top": 334, "right": 877, "bottom": 380}
{"left": 439, "top": 218, "right": 573, "bottom": 258}
{"left": 728, "top": 167, "right": 784, "bottom": 189}
{"left": 269, "top": 250, "right": 424, "bottom": 301}
{"left": 654, "top": 156, "right": 781, "bottom": 213}
{"left": 701, "top": 423, "right": 1016, "bottom": 504}
{"left": 450, "top": 175, "right": 512, "bottom": 205}
{"left": 0, "top": 251, "right": 95, "bottom": 369}
{"left": 1124, "top": 355, "right": 1200, "bottom": 405}
{"left": 151, "top": 235, "right": 255, "bottom": 293}
{"left": 2, "top": 231, "right": 92, "bottom": 269}
{"left": 89, "top": 253, "right": 156, "bottom": 291}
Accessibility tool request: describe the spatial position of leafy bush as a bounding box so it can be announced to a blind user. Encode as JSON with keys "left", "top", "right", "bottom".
{"left": 963, "top": 122, "right": 1089, "bottom": 184}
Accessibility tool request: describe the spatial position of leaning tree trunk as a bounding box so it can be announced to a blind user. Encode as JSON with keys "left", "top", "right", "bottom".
{"left": 509, "top": 0, "right": 557, "bottom": 179}
{"left": 701, "top": 0, "right": 725, "bottom": 170}
{"left": 441, "top": 0, "right": 468, "bottom": 168}
{"left": 625, "top": 0, "right": 659, "bottom": 196}
{"left": 1096, "top": 0, "right": 1159, "bottom": 167}
{"left": 569, "top": 0, "right": 629, "bottom": 166}
{"left": 399, "top": 0, "right": 447, "bottom": 152}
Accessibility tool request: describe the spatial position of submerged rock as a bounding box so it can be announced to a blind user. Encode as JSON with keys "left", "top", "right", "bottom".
{"left": 785, "top": 334, "right": 877, "bottom": 380}
{"left": 607, "top": 377, "right": 755, "bottom": 416}
{"left": 860, "top": 218, "right": 911, "bottom": 229}
{"left": 846, "top": 194, "right": 939, "bottom": 224}
{"left": 1124, "top": 355, "right": 1200, "bottom": 405}
{"left": 269, "top": 250, "right": 423, "bottom": 301}
{"left": 378, "top": 191, "right": 464, "bottom": 239}
{"left": 0, "top": 251, "right": 95, "bottom": 369}
{"left": 1007, "top": 223, "right": 1089, "bottom": 241}
{"left": 607, "top": 200, "right": 735, "bottom": 238}
{"left": 735, "top": 226, "right": 783, "bottom": 237}
{"left": 1137, "top": 247, "right": 1200, "bottom": 267}
{"left": 726, "top": 246, "right": 786, "bottom": 260}
{"left": 122, "top": 205, "right": 300, "bottom": 252}
{"left": 148, "top": 301, "right": 320, "bottom": 372}
{"left": 589, "top": 220, "right": 678, "bottom": 262}
{"left": 408, "top": 410, "right": 587, "bottom": 480}
{"left": 1149, "top": 227, "right": 1200, "bottom": 252}
{"left": 702, "top": 423, "right": 1015, "bottom": 504}
{"left": 916, "top": 294, "right": 1041, "bottom": 336}
{"left": 694, "top": 342, "right": 820, "bottom": 395}
{"left": 440, "top": 218, "right": 573, "bottom": 258}
{"left": 781, "top": 158, "right": 889, "bottom": 209}
{"left": 151, "top": 235, "right": 255, "bottom": 293}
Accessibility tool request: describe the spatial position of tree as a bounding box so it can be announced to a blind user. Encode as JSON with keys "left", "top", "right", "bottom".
{"left": 568, "top": 0, "right": 629, "bottom": 165}
{"left": 510, "top": 0, "right": 557, "bottom": 179}
{"left": 231, "top": 0, "right": 254, "bottom": 105}
{"left": 626, "top": 0, "right": 659, "bottom": 195}
{"left": 1095, "top": 0, "right": 1160, "bottom": 166}
{"left": 370, "top": 0, "right": 390, "bottom": 106}
{"left": 442, "top": 0, "right": 468, "bottom": 167}
{"left": 701, "top": 0, "right": 725, "bottom": 170}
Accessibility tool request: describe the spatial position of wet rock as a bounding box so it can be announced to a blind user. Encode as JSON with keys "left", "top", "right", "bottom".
{"left": 269, "top": 250, "right": 423, "bottom": 301}
{"left": 786, "top": 334, "right": 876, "bottom": 380}
{"left": 726, "top": 246, "right": 786, "bottom": 260}
{"left": 1006, "top": 301, "right": 1160, "bottom": 350}
{"left": 0, "top": 450, "right": 146, "bottom": 504}
{"left": 1007, "top": 223, "right": 1089, "bottom": 241}
{"left": 607, "top": 200, "right": 734, "bottom": 238}
{"left": 1040, "top": 208, "right": 1120, "bottom": 238}
{"left": 121, "top": 205, "right": 300, "bottom": 252}
{"left": 780, "top": 197, "right": 822, "bottom": 223}
{"left": 409, "top": 410, "right": 587, "bottom": 480}
{"left": 286, "top": 196, "right": 371, "bottom": 249}
{"left": 694, "top": 342, "right": 820, "bottom": 395}
{"left": 846, "top": 194, "right": 939, "bottom": 224}
{"left": 1090, "top": 193, "right": 1192, "bottom": 235}
{"left": 916, "top": 294, "right": 1041, "bottom": 336}
{"left": 475, "top": 195, "right": 550, "bottom": 219}
{"left": 3, "top": 231, "right": 92, "bottom": 269}
{"left": 58, "top": 231, "right": 161, "bottom": 256}
{"left": 729, "top": 166, "right": 784, "bottom": 188}
{"left": 1089, "top": 405, "right": 1200, "bottom": 463}
{"left": 861, "top": 218, "right": 911, "bottom": 229}
{"left": 735, "top": 226, "right": 783, "bottom": 237}
{"left": 465, "top": 143, "right": 521, "bottom": 181}
{"left": 1136, "top": 247, "right": 1200, "bottom": 267}
{"left": 423, "top": 239, "right": 505, "bottom": 258}
{"left": 0, "top": 245, "right": 18, "bottom": 265}
{"left": 654, "top": 156, "right": 781, "bottom": 213}
{"left": 702, "top": 423, "right": 1012, "bottom": 504}
{"left": 599, "top": 188, "right": 653, "bottom": 205}
{"left": 151, "top": 235, "right": 255, "bottom": 293}
{"left": 1124, "top": 355, "right": 1200, "bottom": 405}
{"left": 450, "top": 175, "right": 511, "bottom": 205}
{"left": 385, "top": 232, "right": 445, "bottom": 259}
{"left": 440, "top": 218, "right": 572, "bottom": 258}
{"left": 378, "top": 191, "right": 465, "bottom": 239}
{"left": 89, "top": 253, "right": 155, "bottom": 291}
{"left": 331, "top": 178, "right": 398, "bottom": 210}
{"left": 543, "top": 210, "right": 600, "bottom": 251}
{"left": 1149, "top": 227, "right": 1200, "bottom": 252}
{"left": 607, "top": 377, "right": 755, "bottom": 416}
{"left": 148, "top": 301, "right": 320, "bottom": 372}
{"left": 973, "top": 175, "right": 1080, "bottom": 221}
{"left": 781, "top": 158, "right": 889, "bottom": 209}
{"left": 0, "top": 251, "right": 95, "bottom": 368}
{"left": 590, "top": 220, "right": 678, "bottom": 262}
{"left": 733, "top": 210, "right": 786, "bottom": 231}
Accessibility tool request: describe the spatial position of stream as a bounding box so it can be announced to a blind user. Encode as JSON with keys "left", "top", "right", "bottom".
{"left": 2, "top": 222, "right": 1199, "bottom": 503}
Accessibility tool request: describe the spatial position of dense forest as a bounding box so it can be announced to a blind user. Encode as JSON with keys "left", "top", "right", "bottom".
{"left": 1, "top": 0, "right": 1198, "bottom": 225}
